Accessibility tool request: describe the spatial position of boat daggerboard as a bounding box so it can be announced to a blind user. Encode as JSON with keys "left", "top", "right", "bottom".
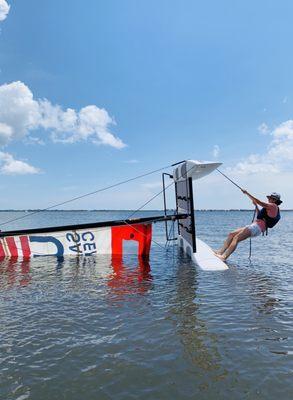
{"left": 174, "top": 160, "right": 228, "bottom": 271}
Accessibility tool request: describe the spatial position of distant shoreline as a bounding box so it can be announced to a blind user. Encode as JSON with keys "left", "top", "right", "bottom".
{"left": 0, "top": 209, "right": 292, "bottom": 212}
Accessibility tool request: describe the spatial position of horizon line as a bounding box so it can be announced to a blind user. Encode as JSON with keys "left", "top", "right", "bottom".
{"left": 0, "top": 209, "right": 292, "bottom": 212}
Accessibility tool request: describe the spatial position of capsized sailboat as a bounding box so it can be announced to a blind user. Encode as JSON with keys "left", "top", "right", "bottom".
{"left": 0, "top": 215, "right": 185, "bottom": 258}
{"left": 0, "top": 160, "right": 227, "bottom": 270}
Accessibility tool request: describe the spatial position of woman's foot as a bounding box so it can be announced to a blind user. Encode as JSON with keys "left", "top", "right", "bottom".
{"left": 214, "top": 249, "right": 224, "bottom": 255}
{"left": 215, "top": 253, "right": 227, "bottom": 262}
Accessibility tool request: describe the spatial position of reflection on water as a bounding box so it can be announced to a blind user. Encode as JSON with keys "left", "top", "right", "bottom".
{"left": 108, "top": 256, "right": 153, "bottom": 297}
{"left": 245, "top": 270, "right": 281, "bottom": 315}
{"left": 170, "top": 254, "right": 225, "bottom": 378}
{"left": 0, "top": 210, "right": 292, "bottom": 400}
{"left": 0, "top": 255, "right": 153, "bottom": 296}
{"left": 0, "top": 258, "right": 32, "bottom": 288}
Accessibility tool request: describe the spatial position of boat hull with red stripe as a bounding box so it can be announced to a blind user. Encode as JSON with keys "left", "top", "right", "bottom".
{"left": 0, "top": 215, "right": 184, "bottom": 259}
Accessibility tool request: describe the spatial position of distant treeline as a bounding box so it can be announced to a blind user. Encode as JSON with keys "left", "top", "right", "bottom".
{"left": 0, "top": 209, "right": 292, "bottom": 212}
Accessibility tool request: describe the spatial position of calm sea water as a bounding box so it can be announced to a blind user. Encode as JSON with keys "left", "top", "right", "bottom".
{"left": 0, "top": 210, "right": 292, "bottom": 400}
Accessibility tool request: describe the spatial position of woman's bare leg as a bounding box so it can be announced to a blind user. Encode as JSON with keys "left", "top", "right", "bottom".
{"left": 215, "top": 228, "right": 244, "bottom": 255}
{"left": 220, "top": 227, "right": 251, "bottom": 260}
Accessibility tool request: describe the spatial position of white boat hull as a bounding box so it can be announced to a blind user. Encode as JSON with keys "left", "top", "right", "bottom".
{"left": 0, "top": 221, "right": 153, "bottom": 259}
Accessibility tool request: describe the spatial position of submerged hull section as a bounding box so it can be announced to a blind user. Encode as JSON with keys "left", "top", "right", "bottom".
{"left": 0, "top": 222, "right": 152, "bottom": 259}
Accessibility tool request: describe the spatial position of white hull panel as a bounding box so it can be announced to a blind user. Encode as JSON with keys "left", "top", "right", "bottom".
{"left": 0, "top": 223, "right": 152, "bottom": 258}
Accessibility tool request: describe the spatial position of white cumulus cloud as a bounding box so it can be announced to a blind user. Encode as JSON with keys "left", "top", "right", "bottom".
{"left": 268, "top": 120, "right": 293, "bottom": 163}
{"left": 227, "top": 155, "right": 279, "bottom": 175}
{"left": 0, "top": 151, "right": 40, "bottom": 175}
{"left": 197, "top": 121, "right": 293, "bottom": 208}
{"left": 226, "top": 120, "right": 293, "bottom": 176}
{"left": 0, "top": 81, "right": 40, "bottom": 145}
{"left": 0, "top": 0, "right": 10, "bottom": 22}
{"left": 0, "top": 122, "right": 13, "bottom": 143}
{"left": 0, "top": 81, "right": 126, "bottom": 149}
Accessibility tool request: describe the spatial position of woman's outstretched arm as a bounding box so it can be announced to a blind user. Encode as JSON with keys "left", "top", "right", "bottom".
{"left": 241, "top": 190, "right": 269, "bottom": 208}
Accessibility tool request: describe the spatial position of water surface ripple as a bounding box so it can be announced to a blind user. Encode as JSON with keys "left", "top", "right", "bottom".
{"left": 0, "top": 211, "right": 292, "bottom": 399}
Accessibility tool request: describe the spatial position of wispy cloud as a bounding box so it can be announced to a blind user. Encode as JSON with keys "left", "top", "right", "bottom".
{"left": 125, "top": 159, "right": 139, "bottom": 164}
{"left": 24, "top": 136, "right": 45, "bottom": 146}
{"left": 61, "top": 185, "right": 79, "bottom": 192}
{"left": 212, "top": 145, "right": 220, "bottom": 158}
{"left": 141, "top": 181, "right": 162, "bottom": 190}
{"left": 258, "top": 122, "right": 269, "bottom": 135}
{"left": 0, "top": 0, "right": 10, "bottom": 22}
{"left": 0, "top": 81, "right": 126, "bottom": 149}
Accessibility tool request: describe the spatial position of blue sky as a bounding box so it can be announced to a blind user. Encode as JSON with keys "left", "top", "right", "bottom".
{"left": 0, "top": 0, "right": 293, "bottom": 210}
